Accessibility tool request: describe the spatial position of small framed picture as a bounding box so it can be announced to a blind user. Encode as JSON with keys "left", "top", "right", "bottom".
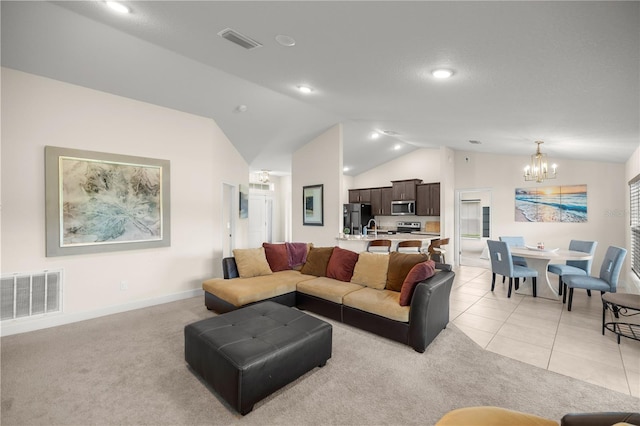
{"left": 303, "top": 184, "right": 323, "bottom": 226}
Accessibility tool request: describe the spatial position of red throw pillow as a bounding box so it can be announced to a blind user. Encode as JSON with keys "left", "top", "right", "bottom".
{"left": 326, "top": 247, "right": 359, "bottom": 282}
{"left": 262, "top": 243, "right": 290, "bottom": 272}
{"left": 399, "top": 260, "right": 436, "bottom": 306}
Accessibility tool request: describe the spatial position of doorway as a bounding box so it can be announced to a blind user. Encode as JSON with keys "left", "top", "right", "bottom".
{"left": 456, "top": 189, "right": 492, "bottom": 267}
{"left": 248, "top": 194, "right": 273, "bottom": 247}
{"left": 222, "top": 183, "right": 236, "bottom": 258}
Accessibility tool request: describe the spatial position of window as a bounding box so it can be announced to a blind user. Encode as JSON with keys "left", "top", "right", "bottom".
{"left": 631, "top": 175, "right": 640, "bottom": 278}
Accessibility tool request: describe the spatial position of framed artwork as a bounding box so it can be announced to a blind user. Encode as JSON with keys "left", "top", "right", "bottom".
{"left": 303, "top": 184, "right": 324, "bottom": 226}
{"left": 515, "top": 184, "right": 587, "bottom": 223}
{"left": 45, "top": 146, "right": 171, "bottom": 257}
{"left": 239, "top": 184, "right": 248, "bottom": 219}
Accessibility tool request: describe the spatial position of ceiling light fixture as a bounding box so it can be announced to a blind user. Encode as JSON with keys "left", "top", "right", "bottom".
{"left": 235, "top": 104, "right": 248, "bottom": 113}
{"left": 370, "top": 131, "right": 380, "bottom": 139}
{"left": 432, "top": 69, "right": 454, "bottom": 79}
{"left": 275, "top": 34, "right": 296, "bottom": 47}
{"left": 105, "top": 1, "right": 130, "bottom": 14}
{"left": 523, "top": 141, "right": 557, "bottom": 183}
{"left": 297, "top": 85, "right": 313, "bottom": 94}
{"left": 258, "top": 170, "right": 270, "bottom": 183}
{"left": 393, "top": 144, "right": 402, "bottom": 151}
{"left": 343, "top": 166, "right": 350, "bottom": 172}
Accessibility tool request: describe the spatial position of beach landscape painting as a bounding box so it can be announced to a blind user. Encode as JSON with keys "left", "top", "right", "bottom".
{"left": 515, "top": 184, "right": 587, "bottom": 223}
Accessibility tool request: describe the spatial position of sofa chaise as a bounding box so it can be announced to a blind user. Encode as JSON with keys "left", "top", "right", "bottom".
{"left": 202, "top": 244, "right": 455, "bottom": 352}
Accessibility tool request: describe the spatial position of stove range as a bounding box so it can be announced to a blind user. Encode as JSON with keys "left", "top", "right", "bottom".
{"left": 396, "top": 221, "right": 421, "bottom": 233}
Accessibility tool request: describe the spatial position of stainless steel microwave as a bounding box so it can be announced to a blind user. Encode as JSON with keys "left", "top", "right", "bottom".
{"left": 391, "top": 200, "right": 415, "bottom": 215}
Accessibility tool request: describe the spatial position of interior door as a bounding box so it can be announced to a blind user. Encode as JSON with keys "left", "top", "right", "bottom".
{"left": 248, "top": 194, "right": 273, "bottom": 247}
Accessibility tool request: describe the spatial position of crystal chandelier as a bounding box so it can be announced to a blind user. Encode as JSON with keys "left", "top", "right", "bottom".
{"left": 523, "top": 141, "right": 557, "bottom": 183}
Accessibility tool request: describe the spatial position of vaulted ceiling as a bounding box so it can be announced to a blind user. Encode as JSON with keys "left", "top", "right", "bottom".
{"left": 2, "top": 1, "right": 638, "bottom": 176}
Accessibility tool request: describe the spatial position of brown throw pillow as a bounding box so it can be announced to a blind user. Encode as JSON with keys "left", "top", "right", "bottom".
{"left": 262, "top": 243, "right": 290, "bottom": 272}
{"left": 326, "top": 247, "right": 359, "bottom": 282}
{"left": 399, "top": 260, "right": 436, "bottom": 306}
{"left": 386, "top": 252, "right": 429, "bottom": 292}
{"left": 233, "top": 247, "right": 273, "bottom": 278}
{"left": 300, "top": 246, "right": 335, "bottom": 277}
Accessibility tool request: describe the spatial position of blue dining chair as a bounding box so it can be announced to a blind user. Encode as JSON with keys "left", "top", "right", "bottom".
{"left": 498, "top": 236, "right": 528, "bottom": 284}
{"left": 487, "top": 240, "right": 538, "bottom": 298}
{"left": 548, "top": 240, "right": 597, "bottom": 296}
{"left": 562, "top": 246, "right": 627, "bottom": 311}
{"left": 498, "top": 236, "right": 528, "bottom": 267}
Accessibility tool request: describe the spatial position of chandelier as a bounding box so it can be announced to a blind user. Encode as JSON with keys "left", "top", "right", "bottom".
{"left": 258, "top": 170, "right": 270, "bottom": 183}
{"left": 523, "top": 141, "right": 557, "bottom": 183}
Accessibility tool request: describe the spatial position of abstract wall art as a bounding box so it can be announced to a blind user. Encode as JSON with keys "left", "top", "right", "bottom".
{"left": 45, "top": 146, "right": 171, "bottom": 256}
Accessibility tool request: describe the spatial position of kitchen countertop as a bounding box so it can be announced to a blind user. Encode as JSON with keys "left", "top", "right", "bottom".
{"left": 336, "top": 233, "right": 439, "bottom": 241}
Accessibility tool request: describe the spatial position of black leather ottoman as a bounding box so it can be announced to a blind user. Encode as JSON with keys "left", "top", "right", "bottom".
{"left": 184, "top": 301, "right": 332, "bottom": 415}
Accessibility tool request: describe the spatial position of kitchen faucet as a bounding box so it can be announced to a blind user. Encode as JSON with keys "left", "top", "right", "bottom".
{"left": 366, "top": 218, "right": 378, "bottom": 237}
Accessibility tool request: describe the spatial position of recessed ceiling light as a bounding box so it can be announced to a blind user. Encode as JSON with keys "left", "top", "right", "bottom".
{"left": 297, "top": 85, "right": 313, "bottom": 94}
{"left": 105, "top": 1, "right": 130, "bottom": 14}
{"left": 393, "top": 144, "right": 402, "bottom": 151}
{"left": 343, "top": 166, "right": 350, "bottom": 172}
{"left": 275, "top": 34, "right": 296, "bottom": 47}
{"left": 235, "top": 105, "right": 248, "bottom": 113}
{"left": 432, "top": 69, "right": 454, "bottom": 79}
{"left": 370, "top": 132, "right": 380, "bottom": 139}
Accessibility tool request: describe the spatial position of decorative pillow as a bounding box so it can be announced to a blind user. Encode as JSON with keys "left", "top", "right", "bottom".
{"left": 300, "top": 246, "right": 335, "bottom": 277}
{"left": 350, "top": 252, "right": 389, "bottom": 290}
{"left": 399, "top": 260, "right": 436, "bottom": 306}
{"left": 326, "top": 247, "right": 359, "bottom": 282}
{"left": 262, "top": 243, "right": 290, "bottom": 272}
{"left": 386, "top": 252, "right": 429, "bottom": 292}
{"left": 233, "top": 247, "right": 273, "bottom": 278}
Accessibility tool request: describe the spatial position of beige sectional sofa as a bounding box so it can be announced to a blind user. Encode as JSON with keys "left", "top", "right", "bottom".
{"left": 202, "top": 243, "right": 455, "bottom": 352}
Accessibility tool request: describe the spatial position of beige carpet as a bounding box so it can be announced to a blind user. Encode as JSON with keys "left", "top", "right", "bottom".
{"left": 1, "top": 296, "right": 638, "bottom": 425}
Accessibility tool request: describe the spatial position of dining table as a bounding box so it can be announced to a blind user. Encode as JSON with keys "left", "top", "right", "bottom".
{"left": 509, "top": 246, "right": 594, "bottom": 300}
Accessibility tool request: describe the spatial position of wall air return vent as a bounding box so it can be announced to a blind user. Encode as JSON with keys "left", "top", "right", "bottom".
{"left": 218, "top": 28, "right": 263, "bottom": 50}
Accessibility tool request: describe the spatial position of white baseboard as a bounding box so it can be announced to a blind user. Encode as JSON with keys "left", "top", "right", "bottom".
{"left": 0, "top": 288, "right": 204, "bottom": 337}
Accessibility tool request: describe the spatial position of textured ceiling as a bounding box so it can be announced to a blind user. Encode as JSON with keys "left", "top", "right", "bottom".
{"left": 2, "top": 1, "right": 639, "bottom": 176}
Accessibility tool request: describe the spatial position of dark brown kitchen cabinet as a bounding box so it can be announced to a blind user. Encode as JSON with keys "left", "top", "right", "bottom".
{"left": 391, "top": 179, "right": 422, "bottom": 201}
{"left": 370, "top": 187, "right": 393, "bottom": 215}
{"left": 348, "top": 188, "right": 371, "bottom": 203}
{"left": 416, "top": 183, "right": 441, "bottom": 216}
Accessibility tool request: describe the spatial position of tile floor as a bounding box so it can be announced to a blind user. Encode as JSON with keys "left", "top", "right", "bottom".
{"left": 450, "top": 264, "right": 640, "bottom": 397}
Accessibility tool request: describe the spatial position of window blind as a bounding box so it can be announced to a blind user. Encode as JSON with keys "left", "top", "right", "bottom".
{"left": 630, "top": 175, "right": 640, "bottom": 278}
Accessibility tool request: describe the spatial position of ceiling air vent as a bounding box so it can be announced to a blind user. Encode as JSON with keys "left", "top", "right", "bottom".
{"left": 218, "top": 28, "right": 263, "bottom": 50}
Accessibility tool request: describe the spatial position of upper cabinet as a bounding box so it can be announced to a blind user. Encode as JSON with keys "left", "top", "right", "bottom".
{"left": 370, "top": 187, "right": 393, "bottom": 215}
{"left": 416, "top": 183, "right": 440, "bottom": 216}
{"left": 391, "top": 179, "right": 423, "bottom": 201}
{"left": 348, "top": 188, "right": 371, "bottom": 203}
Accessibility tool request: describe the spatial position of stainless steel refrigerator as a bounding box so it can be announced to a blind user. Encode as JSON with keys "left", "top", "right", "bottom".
{"left": 343, "top": 203, "right": 373, "bottom": 235}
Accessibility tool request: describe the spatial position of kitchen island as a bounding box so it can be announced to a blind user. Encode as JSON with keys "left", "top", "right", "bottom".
{"left": 337, "top": 233, "right": 440, "bottom": 253}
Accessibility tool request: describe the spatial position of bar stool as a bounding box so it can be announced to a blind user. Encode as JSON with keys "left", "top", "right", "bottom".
{"left": 428, "top": 238, "right": 449, "bottom": 263}
{"left": 396, "top": 240, "right": 423, "bottom": 252}
{"left": 366, "top": 239, "right": 391, "bottom": 253}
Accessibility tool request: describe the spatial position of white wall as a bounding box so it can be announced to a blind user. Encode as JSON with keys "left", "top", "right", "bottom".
{"left": 1, "top": 69, "right": 249, "bottom": 334}
{"left": 292, "top": 124, "right": 342, "bottom": 246}
{"left": 455, "top": 149, "right": 626, "bottom": 270}
{"left": 351, "top": 148, "right": 441, "bottom": 189}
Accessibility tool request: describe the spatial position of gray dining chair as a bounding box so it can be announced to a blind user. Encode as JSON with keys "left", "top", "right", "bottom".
{"left": 487, "top": 240, "right": 538, "bottom": 298}
{"left": 562, "top": 245, "right": 627, "bottom": 311}
{"left": 547, "top": 240, "right": 597, "bottom": 296}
